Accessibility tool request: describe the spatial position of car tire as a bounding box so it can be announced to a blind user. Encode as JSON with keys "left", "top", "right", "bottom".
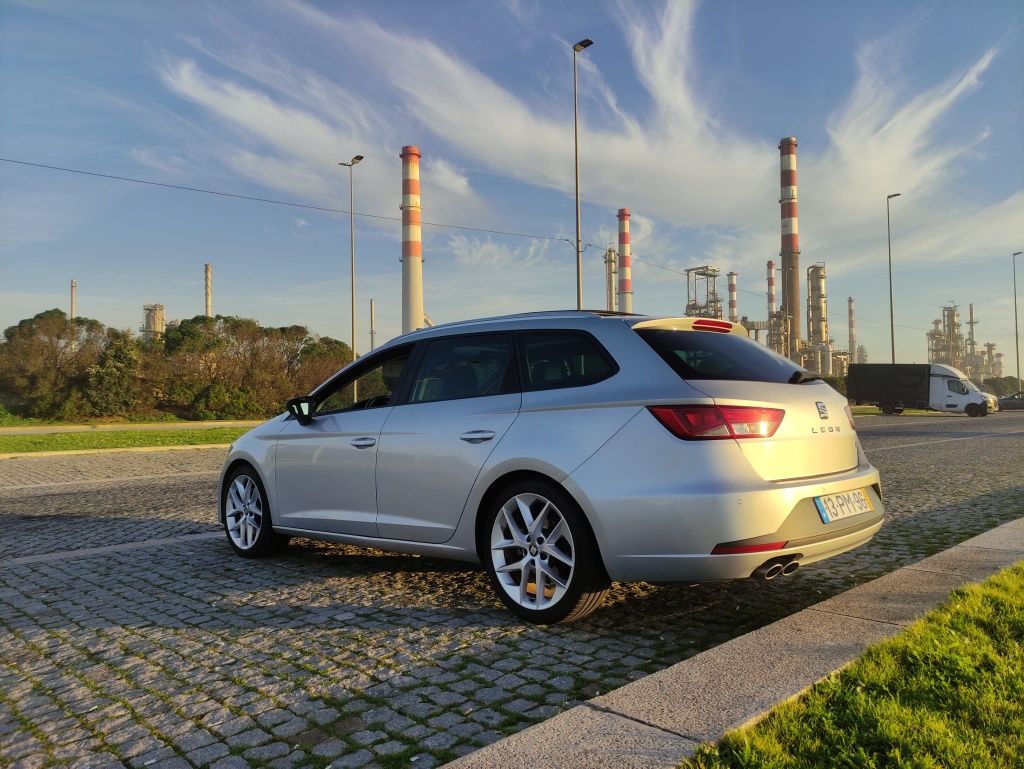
{"left": 880, "top": 402, "right": 896, "bottom": 415}
{"left": 222, "top": 466, "right": 290, "bottom": 558}
{"left": 481, "top": 478, "right": 610, "bottom": 625}
{"left": 966, "top": 403, "right": 981, "bottom": 418}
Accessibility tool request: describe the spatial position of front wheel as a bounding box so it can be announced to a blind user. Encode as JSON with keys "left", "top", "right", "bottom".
{"left": 223, "top": 466, "right": 290, "bottom": 557}
{"left": 965, "top": 403, "right": 981, "bottom": 418}
{"left": 482, "top": 480, "right": 609, "bottom": 624}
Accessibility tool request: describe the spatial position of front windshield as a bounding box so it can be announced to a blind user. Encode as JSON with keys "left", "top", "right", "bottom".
{"left": 964, "top": 379, "right": 980, "bottom": 392}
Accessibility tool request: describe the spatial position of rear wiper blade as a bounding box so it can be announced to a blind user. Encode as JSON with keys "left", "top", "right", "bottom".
{"left": 788, "top": 370, "right": 822, "bottom": 384}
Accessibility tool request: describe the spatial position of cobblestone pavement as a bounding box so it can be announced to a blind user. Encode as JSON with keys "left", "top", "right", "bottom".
{"left": 2, "top": 414, "right": 1022, "bottom": 769}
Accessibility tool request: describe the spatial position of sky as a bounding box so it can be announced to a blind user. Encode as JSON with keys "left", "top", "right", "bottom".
{"left": 1, "top": 0, "right": 1022, "bottom": 365}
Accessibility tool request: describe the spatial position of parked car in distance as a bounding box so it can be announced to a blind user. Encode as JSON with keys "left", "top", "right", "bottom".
{"left": 219, "top": 311, "right": 885, "bottom": 624}
{"left": 998, "top": 391, "right": 1024, "bottom": 410}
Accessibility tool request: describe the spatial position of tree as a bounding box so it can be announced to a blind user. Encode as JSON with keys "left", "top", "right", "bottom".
{"left": 86, "top": 330, "right": 142, "bottom": 417}
{"left": 0, "top": 309, "right": 105, "bottom": 418}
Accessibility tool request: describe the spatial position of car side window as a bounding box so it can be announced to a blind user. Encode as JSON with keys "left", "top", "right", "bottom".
{"left": 408, "top": 334, "right": 515, "bottom": 404}
{"left": 314, "top": 347, "right": 412, "bottom": 415}
{"left": 946, "top": 380, "right": 967, "bottom": 395}
{"left": 519, "top": 331, "right": 616, "bottom": 392}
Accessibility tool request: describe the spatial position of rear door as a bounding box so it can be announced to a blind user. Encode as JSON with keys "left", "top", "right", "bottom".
{"left": 375, "top": 333, "right": 521, "bottom": 543}
{"left": 635, "top": 325, "right": 858, "bottom": 482}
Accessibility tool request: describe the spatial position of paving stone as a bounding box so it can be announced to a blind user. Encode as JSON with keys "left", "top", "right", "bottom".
{"left": 185, "top": 741, "right": 230, "bottom": 766}
{"left": 226, "top": 727, "right": 271, "bottom": 749}
{"left": 175, "top": 729, "right": 218, "bottom": 752}
{"left": 208, "top": 757, "right": 250, "bottom": 769}
{"left": 310, "top": 738, "right": 347, "bottom": 758}
{"left": 1, "top": 428, "right": 1021, "bottom": 769}
{"left": 330, "top": 749, "right": 374, "bottom": 769}
{"left": 372, "top": 739, "right": 408, "bottom": 756}
{"left": 243, "top": 741, "right": 291, "bottom": 761}
{"left": 350, "top": 729, "right": 387, "bottom": 746}
{"left": 150, "top": 758, "right": 191, "bottom": 769}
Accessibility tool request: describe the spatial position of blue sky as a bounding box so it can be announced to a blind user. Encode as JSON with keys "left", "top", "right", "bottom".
{"left": 1, "top": 0, "right": 1022, "bottom": 364}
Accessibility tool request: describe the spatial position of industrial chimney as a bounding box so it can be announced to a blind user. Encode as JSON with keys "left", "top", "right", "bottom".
{"left": 604, "top": 245, "right": 618, "bottom": 312}
{"left": 617, "top": 208, "right": 632, "bottom": 313}
{"left": 204, "top": 263, "right": 213, "bottom": 318}
{"left": 400, "top": 145, "right": 424, "bottom": 333}
{"left": 779, "top": 137, "right": 801, "bottom": 360}
{"left": 766, "top": 259, "right": 776, "bottom": 316}
{"left": 727, "top": 271, "right": 738, "bottom": 323}
{"left": 70, "top": 279, "right": 77, "bottom": 320}
{"left": 848, "top": 297, "right": 856, "bottom": 359}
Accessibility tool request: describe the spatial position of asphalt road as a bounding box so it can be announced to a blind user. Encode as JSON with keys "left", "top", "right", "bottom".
{"left": 1, "top": 412, "right": 1022, "bottom": 769}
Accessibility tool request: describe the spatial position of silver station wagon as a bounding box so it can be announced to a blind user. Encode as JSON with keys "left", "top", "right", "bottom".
{"left": 219, "top": 311, "right": 884, "bottom": 623}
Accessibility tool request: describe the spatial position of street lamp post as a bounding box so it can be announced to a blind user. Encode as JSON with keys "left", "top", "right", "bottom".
{"left": 572, "top": 38, "right": 593, "bottom": 311}
{"left": 1014, "top": 251, "right": 1022, "bottom": 391}
{"left": 339, "top": 154, "right": 364, "bottom": 399}
{"left": 886, "top": 192, "right": 901, "bottom": 364}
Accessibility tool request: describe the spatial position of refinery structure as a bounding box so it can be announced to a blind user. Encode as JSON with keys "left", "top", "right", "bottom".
{"left": 65, "top": 135, "right": 1003, "bottom": 383}
{"left": 926, "top": 302, "right": 1004, "bottom": 380}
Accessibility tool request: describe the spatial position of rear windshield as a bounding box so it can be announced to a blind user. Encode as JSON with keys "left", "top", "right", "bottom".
{"left": 636, "top": 328, "right": 800, "bottom": 383}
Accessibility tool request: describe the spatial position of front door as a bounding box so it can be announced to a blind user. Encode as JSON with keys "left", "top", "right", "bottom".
{"left": 376, "top": 333, "right": 520, "bottom": 543}
{"left": 274, "top": 346, "right": 414, "bottom": 536}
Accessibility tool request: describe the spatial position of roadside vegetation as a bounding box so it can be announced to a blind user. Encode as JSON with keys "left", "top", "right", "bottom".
{"left": 0, "top": 426, "right": 250, "bottom": 454}
{"left": 0, "top": 309, "right": 352, "bottom": 422}
{"left": 684, "top": 563, "right": 1024, "bottom": 769}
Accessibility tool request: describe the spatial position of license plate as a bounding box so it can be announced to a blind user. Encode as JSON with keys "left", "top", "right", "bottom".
{"left": 814, "top": 488, "right": 874, "bottom": 524}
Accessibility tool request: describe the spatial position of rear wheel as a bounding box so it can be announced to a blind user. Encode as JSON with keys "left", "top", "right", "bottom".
{"left": 880, "top": 402, "right": 896, "bottom": 415}
{"left": 482, "top": 479, "right": 609, "bottom": 624}
{"left": 966, "top": 403, "right": 981, "bottom": 418}
{"left": 223, "top": 466, "right": 290, "bottom": 557}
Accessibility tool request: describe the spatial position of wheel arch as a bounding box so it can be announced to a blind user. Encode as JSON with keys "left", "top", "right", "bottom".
{"left": 219, "top": 456, "right": 272, "bottom": 524}
{"left": 472, "top": 469, "right": 608, "bottom": 575}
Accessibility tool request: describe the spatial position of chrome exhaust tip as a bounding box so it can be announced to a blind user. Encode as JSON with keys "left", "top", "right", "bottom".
{"left": 781, "top": 560, "right": 800, "bottom": 576}
{"left": 753, "top": 561, "right": 785, "bottom": 580}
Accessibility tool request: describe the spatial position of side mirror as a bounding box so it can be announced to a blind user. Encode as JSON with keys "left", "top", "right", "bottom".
{"left": 286, "top": 396, "right": 314, "bottom": 426}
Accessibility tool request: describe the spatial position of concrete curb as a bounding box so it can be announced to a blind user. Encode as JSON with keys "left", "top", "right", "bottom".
{"left": 445, "top": 517, "right": 1024, "bottom": 768}
{"left": 0, "top": 444, "right": 232, "bottom": 460}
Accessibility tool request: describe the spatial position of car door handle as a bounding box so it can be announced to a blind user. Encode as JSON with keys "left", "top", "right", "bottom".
{"left": 460, "top": 430, "right": 495, "bottom": 444}
{"left": 350, "top": 437, "right": 377, "bottom": 449}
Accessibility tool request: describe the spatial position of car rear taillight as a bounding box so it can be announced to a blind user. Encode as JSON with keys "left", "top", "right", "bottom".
{"left": 648, "top": 405, "right": 784, "bottom": 440}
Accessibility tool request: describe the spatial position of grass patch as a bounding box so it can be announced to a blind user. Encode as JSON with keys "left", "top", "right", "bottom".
{"left": 0, "top": 426, "right": 249, "bottom": 453}
{"left": 684, "top": 562, "right": 1024, "bottom": 769}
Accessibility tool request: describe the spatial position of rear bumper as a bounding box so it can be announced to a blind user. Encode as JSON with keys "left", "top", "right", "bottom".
{"left": 607, "top": 515, "right": 883, "bottom": 582}
{"left": 563, "top": 410, "right": 885, "bottom": 583}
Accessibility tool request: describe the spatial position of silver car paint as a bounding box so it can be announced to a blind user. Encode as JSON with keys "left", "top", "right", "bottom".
{"left": 220, "top": 312, "right": 883, "bottom": 582}
{"left": 274, "top": 407, "right": 392, "bottom": 536}
{"left": 375, "top": 392, "right": 521, "bottom": 542}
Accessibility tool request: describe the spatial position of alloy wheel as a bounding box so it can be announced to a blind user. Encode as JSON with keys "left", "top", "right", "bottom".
{"left": 225, "top": 474, "right": 264, "bottom": 550}
{"left": 490, "top": 493, "right": 576, "bottom": 611}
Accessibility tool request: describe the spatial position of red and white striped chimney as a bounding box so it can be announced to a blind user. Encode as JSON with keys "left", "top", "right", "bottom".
{"left": 766, "top": 259, "right": 776, "bottom": 315}
{"left": 400, "top": 145, "right": 424, "bottom": 333}
{"left": 617, "top": 208, "right": 632, "bottom": 313}
{"left": 779, "top": 137, "right": 801, "bottom": 359}
{"left": 727, "top": 271, "right": 738, "bottom": 323}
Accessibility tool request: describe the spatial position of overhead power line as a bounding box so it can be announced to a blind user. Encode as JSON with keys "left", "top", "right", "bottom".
{"left": 0, "top": 157, "right": 565, "bottom": 241}
{"left": 3, "top": 156, "right": 1012, "bottom": 340}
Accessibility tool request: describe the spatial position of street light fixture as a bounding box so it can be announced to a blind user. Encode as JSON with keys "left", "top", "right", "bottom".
{"left": 1014, "top": 251, "right": 1022, "bottom": 391}
{"left": 572, "top": 38, "right": 593, "bottom": 311}
{"left": 886, "top": 192, "right": 901, "bottom": 364}
{"left": 339, "top": 154, "right": 363, "bottom": 399}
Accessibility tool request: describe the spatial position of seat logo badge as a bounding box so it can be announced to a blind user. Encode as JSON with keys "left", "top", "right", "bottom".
{"left": 816, "top": 402, "right": 829, "bottom": 420}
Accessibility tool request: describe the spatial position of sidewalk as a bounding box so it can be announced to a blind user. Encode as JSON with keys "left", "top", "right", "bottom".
{"left": 0, "top": 420, "right": 261, "bottom": 435}
{"left": 445, "top": 517, "right": 1024, "bottom": 768}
